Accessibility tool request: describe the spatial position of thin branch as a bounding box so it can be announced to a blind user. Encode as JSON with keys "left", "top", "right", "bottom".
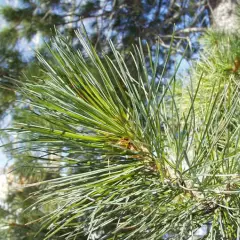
{"left": 176, "top": 27, "right": 206, "bottom": 34}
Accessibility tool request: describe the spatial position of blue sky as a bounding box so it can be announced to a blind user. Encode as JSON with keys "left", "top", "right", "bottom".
{"left": 0, "top": 151, "right": 7, "bottom": 168}
{"left": 0, "top": 0, "right": 17, "bottom": 5}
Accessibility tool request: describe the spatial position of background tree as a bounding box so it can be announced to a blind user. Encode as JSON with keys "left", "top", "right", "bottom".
{"left": 209, "top": 0, "right": 239, "bottom": 32}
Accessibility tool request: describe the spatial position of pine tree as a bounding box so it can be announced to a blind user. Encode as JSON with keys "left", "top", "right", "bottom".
{"left": 6, "top": 18, "right": 240, "bottom": 238}
{"left": 3, "top": 1, "right": 240, "bottom": 239}
{"left": 0, "top": 3, "right": 212, "bottom": 237}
